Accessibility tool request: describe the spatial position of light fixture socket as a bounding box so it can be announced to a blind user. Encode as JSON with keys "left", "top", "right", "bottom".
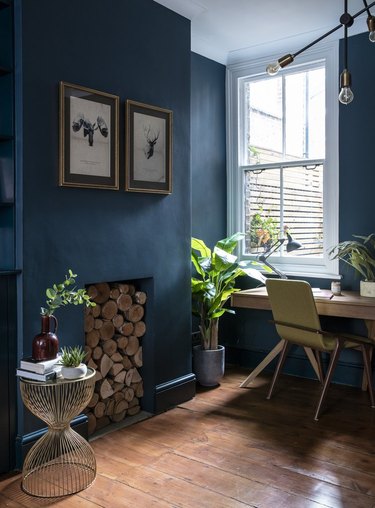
{"left": 278, "top": 54, "right": 294, "bottom": 68}
{"left": 339, "top": 12, "right": 354, "bottom": 27}
{"left": 340, "top": 69, "right": 352, "bottom": 87}
{"left": 367, "top": 15, "right": 375, "bottom": 32}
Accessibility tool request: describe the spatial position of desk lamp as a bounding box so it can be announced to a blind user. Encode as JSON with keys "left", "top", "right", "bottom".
{"left": 258, "top": 230, "right": 302, "bottom": 279}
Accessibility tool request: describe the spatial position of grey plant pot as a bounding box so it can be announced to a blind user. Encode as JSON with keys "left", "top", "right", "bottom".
{"left": 193, "top": 345, "right": 225, "bottom": 387}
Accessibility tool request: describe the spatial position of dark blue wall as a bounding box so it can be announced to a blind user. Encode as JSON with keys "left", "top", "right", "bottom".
{"left": 191, "top": 52, "right": 226, "bottom": 247}
{"left": 18, "top": 0, "right": 192, "bottom": 436}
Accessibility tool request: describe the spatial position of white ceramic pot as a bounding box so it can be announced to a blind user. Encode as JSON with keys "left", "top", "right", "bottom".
{"left": 360, "top": 280, "right": 375, "bottom": 297}
{"left": 61, "top": 363, "right": 87, "bottom": 379}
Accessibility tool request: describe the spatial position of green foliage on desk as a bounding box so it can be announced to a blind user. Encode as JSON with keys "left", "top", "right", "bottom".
{"left": 329, "top": 233, "right": 375, "bottom": 281}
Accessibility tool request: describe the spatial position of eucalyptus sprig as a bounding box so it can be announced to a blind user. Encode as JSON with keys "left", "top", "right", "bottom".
{"left": 59, "top": 345, "right": 86, "bottom": 367}
{"left": 41, "top": 269, "right": 96, "bottom": 316}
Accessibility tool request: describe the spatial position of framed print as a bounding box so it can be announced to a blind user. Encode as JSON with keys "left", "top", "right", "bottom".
{"left": 59, "top": 82, "right": 119, "bottom": 190}
{"left": 126, "top": 100, "right": 172, "bottom": 194}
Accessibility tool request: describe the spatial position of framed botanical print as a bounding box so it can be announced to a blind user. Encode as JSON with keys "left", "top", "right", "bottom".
{"left": 59, "top": 82, "right": 119, "bottom": 190}
{"left": 125, "top": 100, "right": 172, "bottom": 194}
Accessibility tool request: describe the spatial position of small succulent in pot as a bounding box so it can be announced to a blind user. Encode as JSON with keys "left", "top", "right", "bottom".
{"left": 59, "top": 345, "right": 87, "bottom": 379}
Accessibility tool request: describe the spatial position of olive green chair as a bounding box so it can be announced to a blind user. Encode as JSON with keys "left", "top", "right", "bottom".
{"left": 265, "top": 278, "right": 375, "bottom": 420}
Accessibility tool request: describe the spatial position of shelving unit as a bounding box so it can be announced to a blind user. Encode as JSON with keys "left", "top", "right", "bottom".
{"left": 0, "top": 0, "right": 17, "bottom": 474}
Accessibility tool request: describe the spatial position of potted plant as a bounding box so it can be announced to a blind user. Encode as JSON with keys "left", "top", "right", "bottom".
{"left": 329, "top": 233, "right": 375, "bottom": 297}
{"left": 32, "top": 269, "right": 96, "bottom": 361}
{"left": 59, "top": 345, "right": 87, "bottom": 379}
{"left": 191, "top": 232, "right": 268, "bottom": 386}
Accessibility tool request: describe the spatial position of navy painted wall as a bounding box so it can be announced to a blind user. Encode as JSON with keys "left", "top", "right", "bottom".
{"left": 191, "top": 53, "right": 226, "bottom": 247}
{"left": 18, "top": 0, "right": 192, "bottom": 435}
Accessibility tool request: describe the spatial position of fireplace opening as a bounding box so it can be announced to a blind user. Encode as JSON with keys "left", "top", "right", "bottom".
{"left": 83, "top": 280, "right": 147, "bottom": 436}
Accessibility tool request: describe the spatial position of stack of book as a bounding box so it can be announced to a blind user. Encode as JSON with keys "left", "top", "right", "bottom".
{"left": 16, "top": 354, "right": 62, "bottom": 381}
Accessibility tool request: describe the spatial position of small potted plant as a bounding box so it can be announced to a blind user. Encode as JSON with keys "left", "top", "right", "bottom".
{"left": 32, "top": 269, "right": 96, "bottom": 361}
{"left": 191, "top": 232, "right": 268, "bottom": 386}
{"left": 59, "top": 345, "right": 87, "bottom": 379}
{"left": 329, "top": 233, "right": 375, "bottom": 297}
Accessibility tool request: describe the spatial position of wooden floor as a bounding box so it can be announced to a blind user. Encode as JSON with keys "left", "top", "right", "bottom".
{"left": 1, "top": 366, "right": 375, "bottom": 507}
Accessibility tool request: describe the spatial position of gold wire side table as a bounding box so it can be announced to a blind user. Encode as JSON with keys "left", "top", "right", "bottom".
{"left": 19, "top": 367, "right": 96, "bottom": 497}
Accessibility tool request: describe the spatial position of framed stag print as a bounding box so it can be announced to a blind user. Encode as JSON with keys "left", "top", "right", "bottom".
{"left": 125, "top": 100, "right": 172, "bottom": 194}
{"left": 59, "top": 82, "right": 119, "bottom": 190}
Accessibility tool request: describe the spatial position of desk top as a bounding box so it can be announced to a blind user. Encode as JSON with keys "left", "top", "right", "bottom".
{"left": 231, "top": 287, "right": 375, "bottom": 320}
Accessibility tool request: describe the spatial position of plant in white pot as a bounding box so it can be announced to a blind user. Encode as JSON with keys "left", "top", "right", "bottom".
{"left": 329, "top": 233, "right": 375, "bottom": 297}
{"left": 191, "top": 232, "right": 268, "bottom": 386}
{"left": 59, "top": 345, "right": 87, "bottom": 379}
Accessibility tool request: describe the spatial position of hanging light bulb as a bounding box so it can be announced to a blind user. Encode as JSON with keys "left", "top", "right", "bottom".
{"left": 367, "top": 15, "right": 375, "bottom": 41}
{"left": 266, "top": 54, "right": 294, "bottom": 76}
{"left": 338, "top": 69, "right": 354, "bottom": 105}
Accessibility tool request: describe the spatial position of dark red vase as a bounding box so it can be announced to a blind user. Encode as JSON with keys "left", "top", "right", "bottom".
{"left": 32, "top": 315, "right": 59, "bottom": 361}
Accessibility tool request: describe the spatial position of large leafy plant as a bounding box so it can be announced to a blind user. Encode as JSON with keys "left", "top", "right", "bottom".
{"left": 191, "top": 232, "right": 268, "bottom": 350}
{"left": 329, "top": 234, "right": 375, "bottom": 281}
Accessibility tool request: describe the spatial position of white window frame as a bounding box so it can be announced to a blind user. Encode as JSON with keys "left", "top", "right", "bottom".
{"left": 226, "top": 41, "right": 339, "bottom": 279}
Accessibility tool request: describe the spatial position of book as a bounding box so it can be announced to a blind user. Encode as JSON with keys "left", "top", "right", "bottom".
{"left": 19, "top": 354, "right": 61, "bottom": 374}
{"left": 16, "top": 366, "right": 62, "bottom": 382}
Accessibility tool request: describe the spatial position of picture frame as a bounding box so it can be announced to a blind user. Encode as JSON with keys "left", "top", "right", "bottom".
{"left": 125, "top": 100, "right": 172, "bottom": 194}
{"left": 59, "top": 81, "right": 119, "bottom": 190}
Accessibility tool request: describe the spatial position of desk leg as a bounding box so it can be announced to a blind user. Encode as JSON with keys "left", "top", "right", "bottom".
{"left": 363, "top": 320, "right": 375, "bottom": 391}
{"left": 240, "top": 340, "right": 285, "bottom": 388}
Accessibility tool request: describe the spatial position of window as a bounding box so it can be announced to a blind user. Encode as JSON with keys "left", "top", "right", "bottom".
{"left": 227, "top": 42, "right": 339, "bottom": 278}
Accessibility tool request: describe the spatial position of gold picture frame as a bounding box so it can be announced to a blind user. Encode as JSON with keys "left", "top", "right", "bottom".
{"left": 125, "top": 100, "right": 172, "bottom": 194}
{"left": 59, "top": 81, "right": 119, "bottom": 190}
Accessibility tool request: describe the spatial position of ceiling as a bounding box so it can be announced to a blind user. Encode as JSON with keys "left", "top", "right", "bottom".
{"left": 154, "top": 0, "right": 372, "bottom": 64}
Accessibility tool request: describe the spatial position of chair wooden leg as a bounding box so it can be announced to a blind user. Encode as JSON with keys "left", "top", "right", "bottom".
{"left": 314, "top": 341, "right": 342, "bottom": 421}
{"left": 266, "top": 340, "right": 291, "bottom": 400}
{"left": 361, "top": 345, "right": 375, "bottom": 408}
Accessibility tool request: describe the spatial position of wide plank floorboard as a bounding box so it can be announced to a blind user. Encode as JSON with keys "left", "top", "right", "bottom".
{"left": 0, "top": 366, "right": 375, "bottom": 507}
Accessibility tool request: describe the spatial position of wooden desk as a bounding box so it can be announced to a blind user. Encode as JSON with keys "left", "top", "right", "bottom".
{"left": 231, "top": 288, "right": 375, "bottom": 387}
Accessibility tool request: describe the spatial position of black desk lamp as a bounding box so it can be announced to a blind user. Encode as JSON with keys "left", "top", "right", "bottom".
{"left": 258, "top": 229, "right": 302, "bottom": 279}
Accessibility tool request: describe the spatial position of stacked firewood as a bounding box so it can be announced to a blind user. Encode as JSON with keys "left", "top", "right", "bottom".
{"left": 83, "top": 282, "right": 146, "bottom": 435}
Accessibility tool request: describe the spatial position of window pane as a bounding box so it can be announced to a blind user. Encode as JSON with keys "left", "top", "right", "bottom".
{"left": 244, "top": 166, "right": 323, "bottom": 257}
{"left": 245, "top": 78, "right": 282, "bottom": 165}
{"left": 285, "top": 68, "right": 325, "bottom": 160}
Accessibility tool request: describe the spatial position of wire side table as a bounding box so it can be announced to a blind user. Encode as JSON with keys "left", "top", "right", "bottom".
{"left": 19, "top": 367, "right": 96, "bottom": 497}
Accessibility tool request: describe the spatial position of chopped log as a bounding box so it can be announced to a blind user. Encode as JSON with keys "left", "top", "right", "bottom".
{"left": 120, "top": 321, "right": 134, "bottom": 336}
{"left": 110, "top": 352, "right": 123, "bottom": 363}
{"left": 84, "top": 314, "right": 95, "bottom": 333}
{"left": 86, "top": 329, "right": 100, "bottom": 348}
{"left": 132, "top": 347, "right": 143, "bottom": 367}
{"left": 101, "top": 300, "right": 118, "bottom": 320}
{"left": 134, "top": 291, "right": 147, "bottom": 305}
{"left": 99, "top": 378, "right": 114, "bottom": 399}
{"left": 102, "top": 339, "right": 117, "bottom": 357}
{"left": 133, "top": 321, "right": 146, "bottom": 337}
{"left": 87, "top": 392, "right": 99, "bottom": 408}
{"left": 110, "top": 287, "right": 120, "bottom": 300}
{"left": 100, "top": 321, "right": 115, "bottom": 341}
{"left": 116, "top": 336, "right": 128, "bottom": 350}
{"left": 114, "top": 370, "right": 126, "bottom": 384}
{"left": 95, "top": 416, "right": 110, "bottom": 431}
{"left": 133, "top": 382, "right": 144, "bottom": 398}
{"left": 124, "top": 387, "right": 135, "bottom": 402}
{"left": 127, "top": 405, "right": 141, "bottom": 416}
{"left": 93, "top": 346, "right": 103, "bottom": 361}
{"left": 125, "top": 336, "right": 139, "bottom": 356}
{"left": 99, "top": 354, "right": 113, "bottom": 378}
{"left": 117, "top": 283, "right": 130, "bottom": 294}
{"left": 109, "top": 362, "right": 124, "bottom": 377}
{"left": 84, "top": 345, "right": 92, "bottom": 362}
{"left": 105, "top": 399, "right": 115, "bottom": 416}
{"left": 113, "top": 382, "right": 125, "bottom": 393}
{"left": 87, "top": 285, "right": 98, "bottom": 300}
{"left": 88, "top": 358, "right": 97, "bottom": 369}
{"left": 117, "top": 293, "right": 132, "bottom": 312}
{"left": 110, "top": 410, "right": 127, "bottom": 422}
{"left": 125, "top": 368, "right": 134, "bottom": 387}
{"left": 127, "top": 285, "right": 136, "bottom": 296}
{"left": 94, "top": 401, "right": 106, "bottom": 419}
{"left": 128, "top": 397, "right": 139, "bottom": 408}
{"left": 122, "top": 356, "right": 133, "bottom": 370}
{"left": 108, "top": 378, "right": 114, "bottom": 386}
{"left": 112, "top": 314, "right": 124, "bottom": 329}
{"left": 92, "top": 282, "right": 111, "bottom": 303}
{"left": 94, "top": 318, "right": 103, "bottom": 330}
{"left": 114, "top": 399, "right": 128, "bottom": 414}
{"left": 131, "top": 368, "right": 142, "bottom": 383}
{"left": 125, "top": 304, "right": 144, "bottom": 323}
{"left": 92, "top": 304, "right": 101, "bottom": 318}
{"left": 87, "top": 412, "right": 97, "bottom": 435}
{"left": 94, "top": 370, "right": 103, "bottom": 382}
